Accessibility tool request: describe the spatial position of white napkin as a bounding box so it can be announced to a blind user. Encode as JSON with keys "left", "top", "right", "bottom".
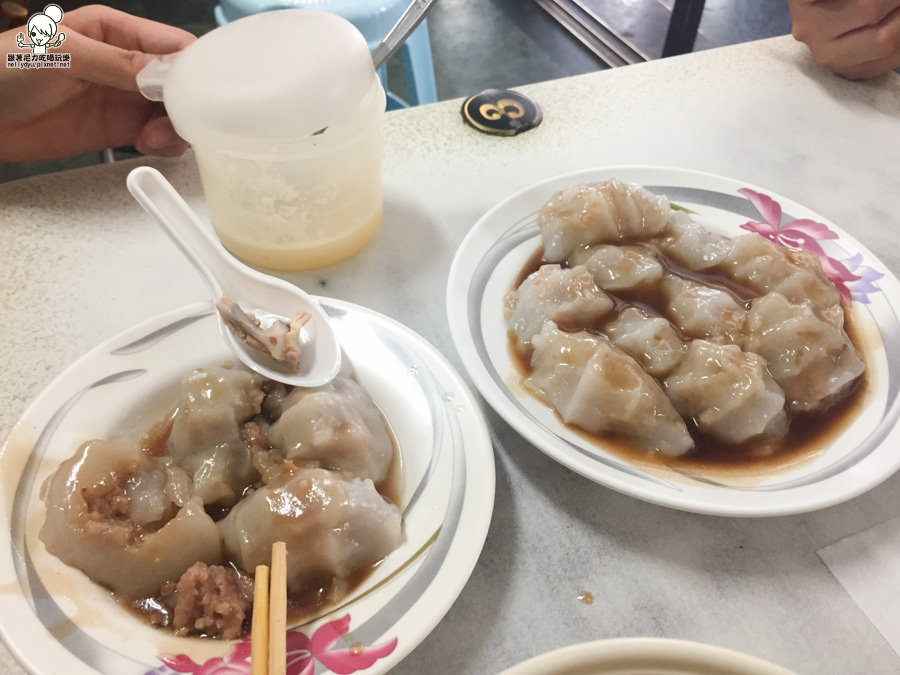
{"left": 818, "top": 516, "right": 900, "bottom": 656}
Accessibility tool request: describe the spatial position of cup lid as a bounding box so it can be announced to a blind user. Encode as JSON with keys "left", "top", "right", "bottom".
{"left": 151, "top": 10, "right": 377, "bottom": 150}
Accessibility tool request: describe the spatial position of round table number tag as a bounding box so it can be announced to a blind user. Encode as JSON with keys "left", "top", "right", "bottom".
{"left": 461, "top": 88, "right": 543, "bottom": 136}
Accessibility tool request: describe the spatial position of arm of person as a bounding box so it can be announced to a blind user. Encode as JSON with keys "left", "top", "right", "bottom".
{"left": 788, "top": 0, "right": 900, "bottom": 79}
{"left": 0, "top": 5, "right": 195, "bottom": 162}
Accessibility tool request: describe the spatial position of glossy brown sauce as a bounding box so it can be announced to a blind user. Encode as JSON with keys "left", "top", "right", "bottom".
{"left": 130, "top": 561, "right": 381, "bottom": 637}
{"left": 510, "top": 245, "right": 870, "bottom": 475}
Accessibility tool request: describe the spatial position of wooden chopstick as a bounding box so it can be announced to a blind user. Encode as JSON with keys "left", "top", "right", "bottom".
{"left": 251, "top": 542, "right": 287, "bottom": 675}
{"left": 268, "top": 542, "right": 287, "bottom": 675}
{"left": 250, "top": 564, "right": 269, "bottom": 675}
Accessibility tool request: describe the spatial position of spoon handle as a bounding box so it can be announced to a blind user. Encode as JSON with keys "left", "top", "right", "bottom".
{"left": 371, "top": 0, "right": 438, "bottom": 70}
{"left": 127, "top": 166, "right": 230, "bottom": 300}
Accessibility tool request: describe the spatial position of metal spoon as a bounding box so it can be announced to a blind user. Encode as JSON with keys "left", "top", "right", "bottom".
{"left": 371, "top": 0, "right": 438, "bottom": 70}
{"left": 126, "top": 166, "right": 341, "bottom": 388}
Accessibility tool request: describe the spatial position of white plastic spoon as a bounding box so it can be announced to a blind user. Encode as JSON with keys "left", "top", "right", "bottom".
{"left": 126, "top": 166, "right": 341, "bottom": 388}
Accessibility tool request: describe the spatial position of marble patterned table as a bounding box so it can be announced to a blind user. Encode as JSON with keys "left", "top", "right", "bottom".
{"left": 2, "top": 35, "right": 900, "bottom": 674}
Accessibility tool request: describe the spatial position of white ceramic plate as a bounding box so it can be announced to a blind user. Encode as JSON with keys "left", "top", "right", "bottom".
{"left": 0, "top": 300, "right": 494, "bottom": 675}
{"left": 447, "top": 165, "right": 900, "bottom": 516}
{"left": 499, "top": 638, "right": 796, "bottom": 675}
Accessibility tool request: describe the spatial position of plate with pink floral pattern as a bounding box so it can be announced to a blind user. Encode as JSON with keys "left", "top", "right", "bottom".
{"left": 447, "top": 165, "right": 900, "bottom": 516}
{"left": 0, "top": 299, "right": 494, "bottom": 674}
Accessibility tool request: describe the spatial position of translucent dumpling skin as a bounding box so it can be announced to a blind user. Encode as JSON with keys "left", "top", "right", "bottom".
{"left": 661, "top": 274, "right": 747, "bottom": 346}
{"left": 528, "top": 322, "right": 694, "bottom": 456}
{"left": 266, "top": 375, "right": 394, "bottom": 483}
{"left": 39, "top": 440, "right": 224, "bottom": 598}
{"left": 219, "top": 467, "right": 402, "bottom": 594}
{"left": 720, "top": 234, "right": 841, "bottom": 316}
{"left": 504, "top": 264, "right": 613, "bottom": 348}
{"left": 605, "top": 307, "right": 687, "bottom": 378}
{"left": 584, "top": 244, "right": 664, "bottom": 292}
{"left": 745, "top": 293, "right": 864, "bottom": 412}
{"left": 664, "top": 340, "right": 788, "bottom": 445}
{"left": 655, "top": 210, "right": 735, "bottom": 271}
{"left": 167, "top": 366, "right": 263, "bottom": 506}
{"left": 538, "top": 179, "right": 671, "bottom": 262}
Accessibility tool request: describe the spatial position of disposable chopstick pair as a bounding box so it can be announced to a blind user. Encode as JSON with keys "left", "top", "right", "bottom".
{"left": 251, "top": 542, "right": 287, "bottom": 675}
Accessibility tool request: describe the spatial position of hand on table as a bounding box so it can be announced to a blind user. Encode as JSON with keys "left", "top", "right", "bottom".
{"left": 0, "top": 5, "right": 195, "bottom": 162}
{"left": 788, "top": 0, "right": 900, "bottom": 79}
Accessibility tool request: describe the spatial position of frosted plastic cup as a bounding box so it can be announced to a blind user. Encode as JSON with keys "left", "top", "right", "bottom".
{"left": 137, "top": 10, "right": 385, "bottom": 271}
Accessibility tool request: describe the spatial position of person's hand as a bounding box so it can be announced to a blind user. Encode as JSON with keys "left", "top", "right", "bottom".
{"left": 0, "top": 5, "right": 195, "bottom": 162}
{"left": 788, "top": 0, "right": 900, "bottom": 79}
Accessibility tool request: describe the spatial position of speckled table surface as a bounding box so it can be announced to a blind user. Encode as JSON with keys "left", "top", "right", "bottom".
{"left": 2, "top": 35, "right": 900, "bottom": 674}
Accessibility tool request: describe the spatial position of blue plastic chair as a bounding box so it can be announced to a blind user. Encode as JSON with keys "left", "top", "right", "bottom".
{"left": 214, "top": 0, "right": 437, "bottom": 110}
